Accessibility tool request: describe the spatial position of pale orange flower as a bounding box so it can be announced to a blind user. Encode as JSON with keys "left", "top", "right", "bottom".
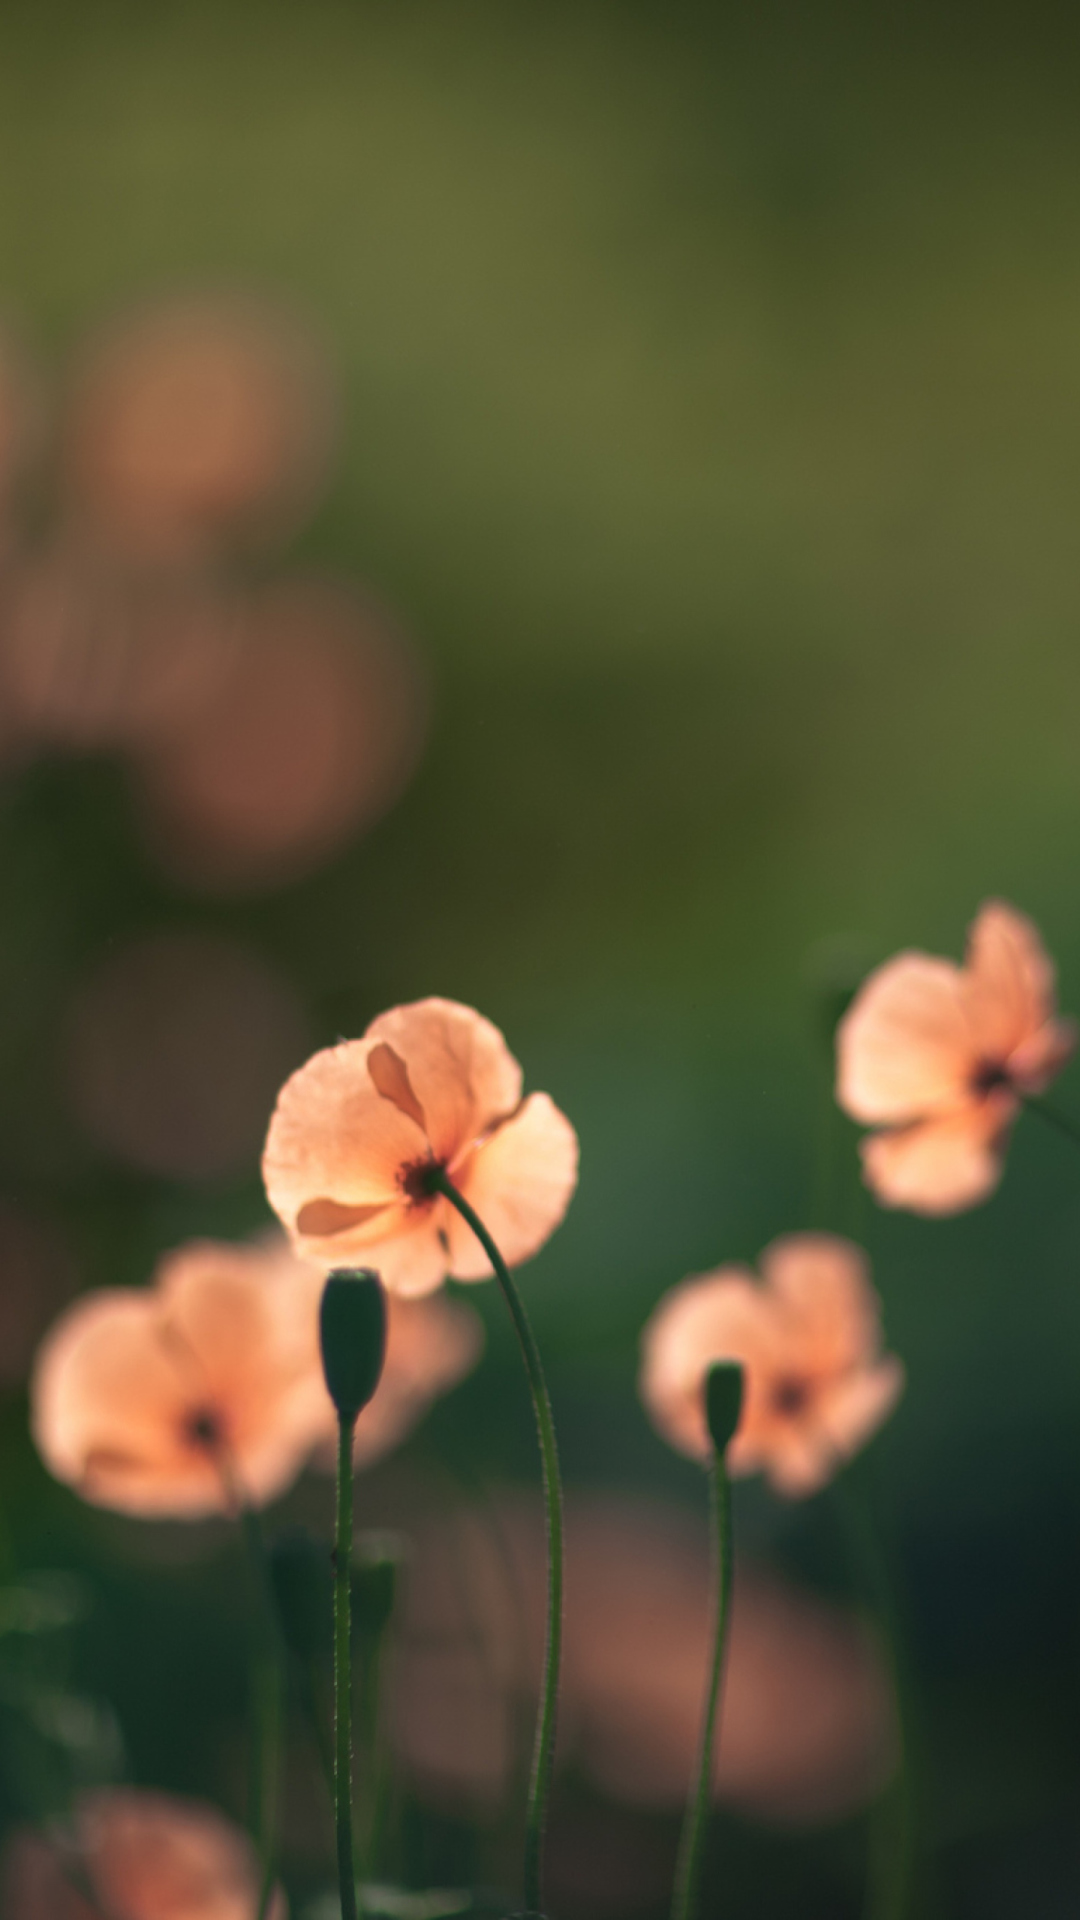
{"left": 639, "top": 1234, "right": 903, "bottom": 1496}
{"left": 836, "top": 900, "right": 1076, "bottom": 1213}
{"left": 3, "top": 1788, "right": 285, "bottom": 1918}
{"left": 262, "top": 998, "right": 579, "bottom": 1297}
{"left": 31, "top": 1238, "right": 329, "bottom": 1519}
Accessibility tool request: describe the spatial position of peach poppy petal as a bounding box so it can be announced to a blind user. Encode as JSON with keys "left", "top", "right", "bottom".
{"left": 365, "top": 998, "right": 523, "bottom": 1164}
{"left": 32, "top": 1238, "right": 331, "bottom": 1518}
{"left": 817, "top": 1357, "right": 905, "bottom": 1464}
{"left": 31, "top": 1291, "right": 209, "bottom": 1513}
{"left": 860, "top": 1101, "right": 1012, "bottom": 1214}
{"left": 442, "top": 1092, "right": 579, "bottom": 1280}
{"left": 1006, "top": 1016, "right": 1078, "bottom": 1095}
{"left": 756, "top": 1233, "right": 878, "bottom": 1372}
{"left": 836, "top": 954, "right": 974, "bottom": 1123}
{"left": 757, "top": 1422, "right": 839, "bottom": 1499}
{"left": 352, "top": 1292, "right": 484, "bottom": 1467}
{"left": 262, "top": 1039, "right": 429, "bottom": 1254}
{"left": 964, "top": 899, "right": 1058, "bottom": 1065}
{"left": 639, "top": 1271, "right": 784, "bottom": 1462}
{"left": 360, "top": 1215, "right": 457, "bottom": 1299}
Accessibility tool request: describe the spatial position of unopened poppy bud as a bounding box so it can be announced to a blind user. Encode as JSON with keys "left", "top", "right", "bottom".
{"left": 268, "top": 1530, "right": 332, "bottom": 1664}
{"left": 319, "top": 1268, "right": 386, "bottom": 1423}
{"left": 705, "top": 1361, "right": 744, "bottom": 1457}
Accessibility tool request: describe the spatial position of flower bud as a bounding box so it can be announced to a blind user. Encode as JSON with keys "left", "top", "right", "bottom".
{"left": 319, "top": 1268, "right": 386, "bottom": 1423}
{"left": 705, "top": 1360, "right": 744, "bottom": 1457}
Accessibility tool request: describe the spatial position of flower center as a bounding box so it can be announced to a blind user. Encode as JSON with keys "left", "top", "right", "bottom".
{"left": 971, "top": 1057, "right": 1010, "bottom": 1096}
{"left": 399, "top": 1156, "right": 445, "bottom": 1208}
{"left": 770, "top": 1374, "right": 811, "bottom": 1419}
{"left": 182, "top": 1405, "right": 225, "bottom": 1453}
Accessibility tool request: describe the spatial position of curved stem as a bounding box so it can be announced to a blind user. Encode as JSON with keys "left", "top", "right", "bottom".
{"left": 334, "top": 1415, "right": 359, "bottom": 1920}
{"left": 671, "top": 1447, "right": 733, "bottom": 1920}
{"left": 1022, "top": 1093, "right": 1080, "bottom": 1149}
{"left": 429, "top": 1168, "right": 563, "bottom": 1919}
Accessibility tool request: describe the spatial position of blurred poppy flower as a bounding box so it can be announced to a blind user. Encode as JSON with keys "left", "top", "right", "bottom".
{"left": 133, "top": 577, "right": 428, "bottom": 892}
{"left": 263, "top": 997, "right": 578, "bottom": 1297}
{"left": 3, "top": 1787, "right": 285, "bottom": 1918}
{"left": 31, "top": 1237, "right": 329, "bottom": 1518}
{"left": 60, "top": 294, "right": 335, "bottom": 561}
{"left": 66, "top": 930, "right": 310, "bottom": 1183}
{"left": 349, "top": 1287, "right": 483, "bottom": 1468}
{"left": 639, "top": 1234, "right": 902, "bottom": 1496}
{"left": 836, "top": 900, "right": 1075, "bottom": 1213}
{"left": 389, "top": 1496, "right": 895, "bottom": 1827}
{"left": 0, "top": 542, "right": 241, "bottom": 751}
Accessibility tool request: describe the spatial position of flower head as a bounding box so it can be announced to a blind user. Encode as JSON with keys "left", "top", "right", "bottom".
{"left": 31, "top": 1237, "right": 329, "bottom": 1518}
{"left": 836, "top": 900, "right": 1076, "bottom": 1213}
{"left": 639, "top": 1234, "right": 902, "bottom": 1496}
{"left": 3, "top": 1787, "right": 285, "bottom": 1918}
{"left": 262, "top": 997, "right": 578, "bottom": 1297}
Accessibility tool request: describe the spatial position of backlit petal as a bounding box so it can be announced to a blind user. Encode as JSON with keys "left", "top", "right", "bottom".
{"left": 639, "top": 1270, "right": 784, "bottom": 1462}
{"left": 263, "top": 1039, "right": 428, "bottom": 1256}
{"left": 758, "top": 1234, "right": 878, "bottom": 1373}
{"left": 860, "top": 1102, "right": 1012, "bottom": 1214}
{"left": 964, "top": 899, "right": 1058, "bottom": 1065}
{"left": 365, "top": 998, "right": 523, "bottom": 1164}
{"left": 817, "top": 1358, "right": 905, "bottom": 1463}
{"left": 836, "top": 954, "right": 973, "bottom": 1123}
{"left": 361, "top": 1215, "right": 456, "bottom": 1299}
{"left": 444, "top": 1092, "right": 579, "bottom": 1279}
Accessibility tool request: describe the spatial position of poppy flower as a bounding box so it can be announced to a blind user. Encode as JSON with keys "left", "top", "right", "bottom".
{"left": 262, "top": 997, "right": 579, "bottom": 1297}
{"left": 3, "top": 1787, "right": 285, "bottom": 1918}
{"left": 639, "top": 1234, "right": 902, "bottom": 1496}
{"left": 31, "top": 1238, "right": 330, "bottom": 1519}
{"left": 836, "top": 900, "right": 1076, "bottom": 1213}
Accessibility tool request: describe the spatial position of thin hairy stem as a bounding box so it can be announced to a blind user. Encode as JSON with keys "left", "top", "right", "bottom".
{"left": 334, "top": 1416, "right": 359, "bottom": 1920}
{"left": 429, "top": 1168, "right": 563, "bottom": 1919}
{"left": 670, "top": 1448, "right": 733, "bottom": 1920}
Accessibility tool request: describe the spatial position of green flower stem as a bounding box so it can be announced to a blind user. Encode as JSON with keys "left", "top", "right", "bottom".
{"left": 429, "top": 1168, "right": 563, "bottom": 1920}
{"left": 1022, "top": 1093, "right": 1080, "bottom": 1149}
{"left": 334, "top": 1414, "right": 360, "bottom": 1920}
{"left": 670, "top": 1445, "right": 733, "bottom": 1920}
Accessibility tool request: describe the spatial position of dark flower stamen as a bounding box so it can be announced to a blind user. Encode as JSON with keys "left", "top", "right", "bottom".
{"left": 183, "top": 1406, "right": 224, "bottom": 1452}
{"left": 970, "top": 1058, "right": 1010, "bottom": 1097}
{"left": 400, "top": 1157, "right": 445, "bottom": 1206}
{"left": 771, "top": 1375, "right": 810, "bottom": 1418}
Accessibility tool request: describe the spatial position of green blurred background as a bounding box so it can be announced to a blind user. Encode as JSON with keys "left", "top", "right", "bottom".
{"left": 3, "top": 3, "right": 1080, "bottom": 1915}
